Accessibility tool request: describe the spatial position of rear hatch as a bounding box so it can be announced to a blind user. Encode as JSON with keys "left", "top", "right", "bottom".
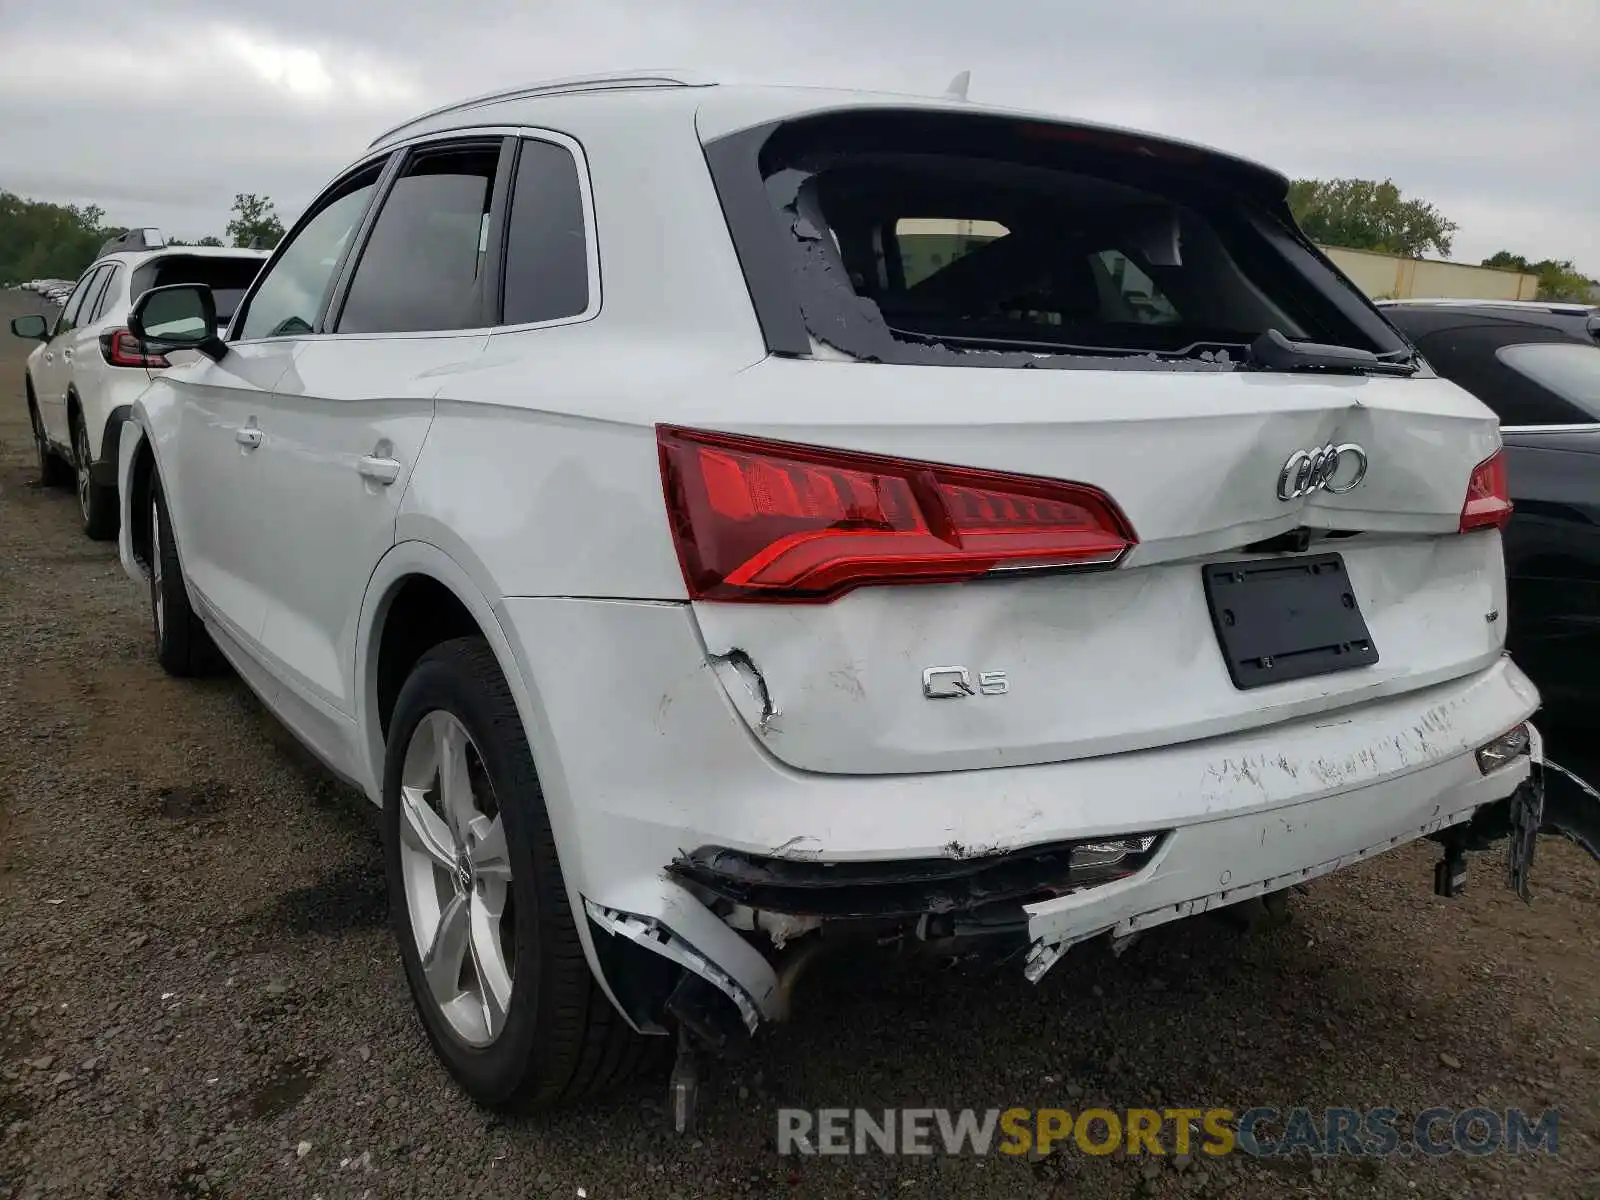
{"left": 679, "top": 105, "right": 1513, "bottom": 775}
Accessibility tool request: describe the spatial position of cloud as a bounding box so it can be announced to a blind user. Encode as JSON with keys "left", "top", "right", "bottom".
{"left": 0, "top": 0, "right": 1593, "bottom": 272}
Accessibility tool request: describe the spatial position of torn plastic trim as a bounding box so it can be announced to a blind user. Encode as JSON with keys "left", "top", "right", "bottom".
{"left": 707, "top": 647, "right": 780, "bottom": 732}
{"left": 585, "top": 899, "right": 763, "bottom": 1034}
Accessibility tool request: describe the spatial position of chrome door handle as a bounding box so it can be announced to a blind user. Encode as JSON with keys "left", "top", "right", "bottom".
{"left": 236, "top": 427, "right": 263, "bottom": 449}
{"left": 43, "top": 352, "right": 54, "bottom": 363}
{"left": 357, "top": 455, "right": 401, "bottom": 485}
{"left": 62, "top": 349, "right": 73, "bottom": 361}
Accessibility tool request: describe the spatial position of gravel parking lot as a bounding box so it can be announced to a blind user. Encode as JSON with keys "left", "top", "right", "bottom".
{"left": 0, "top": 285, "right": 1596, "bottom": 1200}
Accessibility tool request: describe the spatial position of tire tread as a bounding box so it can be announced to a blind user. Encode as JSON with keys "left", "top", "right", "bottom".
{"left": 150, "top": 479, "right": 224, "bottom": 677}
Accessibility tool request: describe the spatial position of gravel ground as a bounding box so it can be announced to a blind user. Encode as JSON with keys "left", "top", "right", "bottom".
{"left": 0, "top": 286, "right": 1596, "bottom": 1200}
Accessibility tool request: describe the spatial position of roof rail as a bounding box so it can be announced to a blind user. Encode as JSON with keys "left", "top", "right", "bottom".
{"left": 368, "top": 69, "right": 715, "bottom": 148}
{"left": 1380, "top": 297, "right": 1598, "bottom": 314}
{"left": 97, "top": 227, "right": 166, "bottom": 257}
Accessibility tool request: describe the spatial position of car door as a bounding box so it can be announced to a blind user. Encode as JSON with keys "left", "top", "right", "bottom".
{"left": 65, "top": 262, "right": 122, "bottom": 433}
{"left": 166, "top": 161, "right": 390, "bottom": 654}
{"left": 246, "top": 136, "right": 510, "bottom": 760}
{"left": 1409, "top": 324, "right": 1600, "bottom": 725}
{"left": 35, "top": 265, "right": 107, "bottom": 446}
{"left": 1491, "top": 340, "right": 1600, "bottom": 724}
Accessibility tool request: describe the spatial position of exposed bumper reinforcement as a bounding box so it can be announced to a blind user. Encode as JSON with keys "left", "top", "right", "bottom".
{"left": 585, "top": 900, "right": 766, "bottom": 1035}
{"left": 1020, "top": 742, "right": 1529, "bottom": 983}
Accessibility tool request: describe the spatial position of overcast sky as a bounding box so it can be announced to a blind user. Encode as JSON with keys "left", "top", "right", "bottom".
{"left": 1, "top": 0, "right": 1594, "bottom": 273}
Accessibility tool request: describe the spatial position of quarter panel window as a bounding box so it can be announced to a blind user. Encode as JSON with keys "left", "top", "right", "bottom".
{"left": 238, "top": 166, "right": 383, "bottom": 341}
{"left": 337, "top": 145, "right": 500, "bottom": 334}
{"left": 501, "top": 138, "right": 591, "bottom": 326}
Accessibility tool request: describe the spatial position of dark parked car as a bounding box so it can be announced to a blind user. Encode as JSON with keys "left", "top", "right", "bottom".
{"left": 1382, "top": 299, "right": 1600, "bottom": 862}
{"left": 1382, "top": 300, "right": 1600, "bottom": 728}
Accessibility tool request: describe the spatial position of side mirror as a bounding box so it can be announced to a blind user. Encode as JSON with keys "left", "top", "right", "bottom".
{"left": 128, "top": 283, "right": 227, "bottom": 363}
{"left": 9, "top": 314, "right": 48, "bottom": 341}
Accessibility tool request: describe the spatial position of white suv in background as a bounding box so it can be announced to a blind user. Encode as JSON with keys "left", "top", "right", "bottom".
{"left": 115, "top": 73, "right": 1545, "bottom": 1118}
{"left": 9, "top": 232, "right": 267, "bottom": 538}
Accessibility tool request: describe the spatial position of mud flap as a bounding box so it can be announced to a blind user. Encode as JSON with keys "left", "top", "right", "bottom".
{"left": 1475, "top": 725, "right": 1600, "bottom": 901}
{"left": 1537, "top": 757, "right": 1600, "bottom": 865}
{"left": 1505, "top": 760, "right": 1543, "bottom": 902}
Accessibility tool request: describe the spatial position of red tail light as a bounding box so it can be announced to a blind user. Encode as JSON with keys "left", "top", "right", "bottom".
{"left": 1459, "top": 450, "right": 1512, "bottom": 533}
{"left": 99, "top": 328, "right": 170, "bottom": 369}
{"left": 658, "top": 425, "right": 1136, "bottom": 602}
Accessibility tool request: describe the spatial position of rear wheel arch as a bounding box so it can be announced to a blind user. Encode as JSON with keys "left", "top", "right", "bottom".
{"left": 356, "top": 543, "right": 559, "bottom": 812}
{"left": 373, "top": 574, "right": 482, "bottom": 743}
{"left": 66, "top": 387, "right": 111, "bottom": 451}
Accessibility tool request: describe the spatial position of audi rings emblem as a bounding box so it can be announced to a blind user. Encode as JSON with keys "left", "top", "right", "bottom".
{"left": 1277, "top": 442, "right": 1368, "bottom": 501}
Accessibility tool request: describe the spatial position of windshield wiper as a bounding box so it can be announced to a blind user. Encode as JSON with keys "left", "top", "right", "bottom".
{"left": 1246, "top": 328, "right": 1417, "bottom": 376}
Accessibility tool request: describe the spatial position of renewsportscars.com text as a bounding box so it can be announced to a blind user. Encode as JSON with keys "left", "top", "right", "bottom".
{"left": 776, "top": 1106, "right": 1560, "bottom": 1159}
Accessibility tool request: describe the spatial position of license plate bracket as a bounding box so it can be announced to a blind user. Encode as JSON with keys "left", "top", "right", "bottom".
{"left": 1202, "top": 552, "right": 1379, "bottom": 690}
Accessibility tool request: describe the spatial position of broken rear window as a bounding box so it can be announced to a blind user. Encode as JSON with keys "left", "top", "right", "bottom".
{"left": 704, "top": 109, "right": 1404, "bottom": 369}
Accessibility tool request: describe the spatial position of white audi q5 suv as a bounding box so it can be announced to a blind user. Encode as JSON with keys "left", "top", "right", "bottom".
{"left": 116, "top": 71, "right": 1544, "bottom": 1116}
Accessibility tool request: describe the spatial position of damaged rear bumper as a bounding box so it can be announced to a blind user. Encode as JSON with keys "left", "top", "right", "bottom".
{"left": 497, "top": 598, "right": 1539, "bottom": 1041}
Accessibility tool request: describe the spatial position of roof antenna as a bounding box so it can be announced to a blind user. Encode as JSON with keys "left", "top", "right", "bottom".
{"left": 944, "top": 70, "right": 971, "bottom": 101}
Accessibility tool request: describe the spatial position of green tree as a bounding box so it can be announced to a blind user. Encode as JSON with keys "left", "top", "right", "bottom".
{"left": 1480, "top": 250, "right": 1596, "bottom": 302}
{"left": 1288, "top": 178, "right": 1459, "bottom": 259}
{"left": 224, "top": 193, "right": 284, "bottom": 250}
{"left": 196, "top": 235, "right": 225, "bottom": 247}
{"left": 0, "top": 191, "right": 120, "bottom": 282}
{"left": 1481, "top": 250, "right": 1532, "bottom": 273}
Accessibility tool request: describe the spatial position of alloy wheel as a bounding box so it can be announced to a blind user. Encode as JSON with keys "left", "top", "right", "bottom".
{"left": 397, "top": 710, "right": 516, "bottom": 1048}
{"left": 74, "top": 422, "right": 91, "bottom": 521}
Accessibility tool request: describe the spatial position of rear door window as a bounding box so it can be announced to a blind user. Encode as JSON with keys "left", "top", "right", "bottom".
{"left": 1405, "top": 325, "right": 1595, "bottom": 426}
{"left": 337, "top": 143, "right": 502, "bottom": 334}
{"left": 894, "top": 218, "right": 1008, "bottom": 288}
{"left": 53, "top": 266, "right": 107, "bottom": 337}
{"left": 86, "top": 264, "right": 123, "bottom": 324}
{"left": 1497, "top": 342, "right": 1600, "bottom": 421}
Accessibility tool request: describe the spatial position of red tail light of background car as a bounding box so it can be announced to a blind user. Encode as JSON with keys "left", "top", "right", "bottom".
{"left": 99, "top": 328, "right": 170, "bottom": 370}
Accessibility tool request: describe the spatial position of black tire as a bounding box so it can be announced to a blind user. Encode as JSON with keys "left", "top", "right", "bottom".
{"left": 71, "top": 411, "right": 118, "bottom": 541}
{"left": 149, "top": 477, "right": 224, "bottom": 677}
{"left": 383, "top": 637, "right": 656, "bottom": 1108}
{"left": 27, "top": 389, "right": 70, "bottom": 488}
